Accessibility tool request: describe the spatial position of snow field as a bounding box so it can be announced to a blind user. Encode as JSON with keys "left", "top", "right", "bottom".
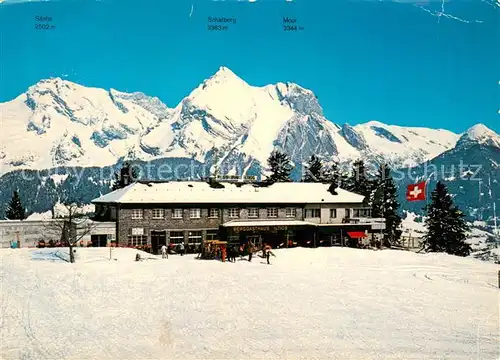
{"left": 0, "top": 247, "right": 498, "bottom": 360}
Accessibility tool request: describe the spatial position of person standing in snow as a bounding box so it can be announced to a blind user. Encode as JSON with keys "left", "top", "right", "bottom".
{"left": 178, "top": 242, "right": 185, "bottom": 256}
{"left": 247, "top": 241, "right": 255, "bottom": 262}
{"left": 161, "top": 244, "right": 168, "bottom": 259}
{"left": 230, "top": 245, "right": 238, "bottom": 262}
{"left": 263, "top": 244, "right": 273, "bottom": 265}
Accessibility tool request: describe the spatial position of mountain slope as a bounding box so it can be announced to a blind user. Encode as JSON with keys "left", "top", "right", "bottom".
{"left": 1, "top": 67, "right": 460, "bottom": 177}
{"left": 353, "top": 121, "right": 459, "bottom": 168}
{"left": 397, "top": 124, "right": 500, "bottom": 221}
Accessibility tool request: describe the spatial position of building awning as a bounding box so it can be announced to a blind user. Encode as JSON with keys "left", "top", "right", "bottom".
{"left": 347, "top": 231, "right": 367, "bottom": 238}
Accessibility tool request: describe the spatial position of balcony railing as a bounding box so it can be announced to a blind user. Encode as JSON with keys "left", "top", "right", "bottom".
{"left": 346, "top": 217, "right": 385, "bottom": 224}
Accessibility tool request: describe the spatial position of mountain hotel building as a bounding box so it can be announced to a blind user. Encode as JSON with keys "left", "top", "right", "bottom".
{"left": 92, "top": 180, "right": 385, "bottom": 254}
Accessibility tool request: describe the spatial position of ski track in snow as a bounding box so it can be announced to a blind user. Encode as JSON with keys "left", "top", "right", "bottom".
{"left": 0, "top": 247, "right": 498, "bottom": 360}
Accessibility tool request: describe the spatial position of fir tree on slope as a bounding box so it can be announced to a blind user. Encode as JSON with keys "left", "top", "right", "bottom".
{"left": 111, "top": 162, "right": 139, "bottom": 191}
{"left": 345, "top": 159, "right": 373, "bottom": 205}
{"left": 267, "top": 150, "right": 293, "bottom": 182}
{"left": 422, "top": 181, "right": 471, "bottom": 257}
{"left": 6, "top": 190, "right": 25, "bottom": 220}
{"left": 371, "top": 163, "right": 402, "bottom": 245}
{"left": 338, "top": 171, "right": 350, "bottom": 189}
{"left": 322, "top": 159, "right": 343, "bottom": 186}
{"left": 303, "top": 155, "right": 323, "bottom": 182}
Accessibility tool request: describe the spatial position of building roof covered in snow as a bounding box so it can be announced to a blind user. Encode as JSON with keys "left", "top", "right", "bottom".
{"left": 92, "top": 181, "right": 366, "bottom": 205}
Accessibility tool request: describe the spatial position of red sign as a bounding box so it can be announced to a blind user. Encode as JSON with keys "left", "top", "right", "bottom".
{"left": 347, "top": 231, "right": 367, "bottom": 239}
{"left": 406, "top": 181, "right": 426, "bottom": 201}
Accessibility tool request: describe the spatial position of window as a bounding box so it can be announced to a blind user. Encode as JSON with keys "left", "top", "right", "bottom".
{"left": 169, "top": 231, "right": 184, "bottom": 244}
{"left": 345, "top": 209, "right": 351, "bottom": 218}
{"left": 172, "top": 209, "right": 183, "bottom": 219}
{"left": 353, "top": 209, "right": 371, "bottom": 217}
{"left": 330, "top": 209, "right": 337, "bottom": 218}
{"left": 228, "top": 208, "right": 240, "bottom": 218}
{"left": 267, "top": 208, "right": 278, "bottom": 218}
{"left": 128, "top": 235, "right": 147, "bottom": 247}
{"left": 189, "top": 208, "right": 201, "bottom": 219}
{"left": 285, "top": 208, "right": 296, "bottom": 218}
{"left": 228, "top": 235, "right": 240, "bottom": 245}
{"left": 305, "top": 209, "right": 320, "bottom": 218}
{"left": 152, "top": 209, "right": 164, "bottom": 219}
{"left": 206, "top": 230, "right": 218, "bottom": 241}
{"left": 131, "top": 209, "right": 143, "bottom": 219}
{"left": 208, "top": 208, "right": 219, "bottom": 218}
{"left": 129, "top": 228, "right": 146, "bottom": 246}
{"left": 188, "top": 231, "right": 202, "bottom": 245}
{"left": 110, "top": 207, "right": 117, "bottom": 220}
{"left": 131, "top": 228, "right": 144, "bottom": 236}
{"left": 248, "top": 208, "right": 259, "bottom": 218}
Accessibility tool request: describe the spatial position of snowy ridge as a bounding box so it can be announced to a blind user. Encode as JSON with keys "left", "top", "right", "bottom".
{"left": 0, "top": 67, "right": 491, "bottom": 177}
{"left": 353, "top": 121, "right": 460, "bottom": 167}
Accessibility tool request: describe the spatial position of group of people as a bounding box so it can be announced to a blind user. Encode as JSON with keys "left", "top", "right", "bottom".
{"left": 160, "top": 239, "right": 276, "bottom": 264}
{"left": 226, "top": 241, "right": 276, "bottom": 265}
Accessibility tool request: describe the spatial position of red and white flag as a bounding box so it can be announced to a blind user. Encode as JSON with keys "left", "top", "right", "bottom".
{"left": 406, "top": 181, "right": 426, "bottom": 201}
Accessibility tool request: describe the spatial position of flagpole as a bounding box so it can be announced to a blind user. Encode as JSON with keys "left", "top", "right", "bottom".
{"left": 478, "top": 179, "right": 483, "bottom": 222}
{"left": 489, "top": 174, "right": 498, "bottom": 246}
{"left": 425, "top": 171, "right": 434, "bottom": 210}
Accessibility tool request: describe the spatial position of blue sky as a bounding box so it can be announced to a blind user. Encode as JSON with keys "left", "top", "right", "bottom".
{"left": 0, "top": 0, "right": 498, "bottom": 133}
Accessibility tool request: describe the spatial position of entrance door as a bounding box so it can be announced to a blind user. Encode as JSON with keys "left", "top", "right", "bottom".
{"left": 263, "top": 232, "right": 280, "bottom": 249}
{"left": 151, "top": 231, "right": 167, "bottom": 255}
{"left": 247, "top": 235, "right": 261, "bottom": 248}
{"left": 91, "top": 234, "right": 107, "bottom": 247}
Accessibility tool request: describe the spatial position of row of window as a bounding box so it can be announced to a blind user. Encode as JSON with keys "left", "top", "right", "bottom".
{"left": 128, "top": 229, "right": 218, "bottom": 247}
{"left": 131, "top": 207, "right": 298, "bottom": 220}
{"left": 306, "top": 209, "right": 368, "bottom": 218}
{"left": 306, "top": 209, "right": 339, "bottom": 218}
{"left": 131, "top": 207, "right": 370, "bottom": 220}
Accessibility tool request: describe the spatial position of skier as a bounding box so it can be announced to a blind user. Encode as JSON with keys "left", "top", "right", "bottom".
{"left": 263, "top": 244, "right": 273, "bottom": 265}
{"left": 161, "top": 244, "right": 168, "bottom": 259}
{"left": 230, "top": 245, "right": 238, "bottom": 262}
{"left": 178, "top": 242, "right": 185, "bottom": 256}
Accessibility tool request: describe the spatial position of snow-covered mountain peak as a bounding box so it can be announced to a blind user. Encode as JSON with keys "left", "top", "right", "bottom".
{"left": 463, "top": 123, "right": 498, "bottom": 140}
{"left": 202, "top": 66, "right": 246, "bottom": 87}
{"left": 0, "top": 68, "right": 469, "bottom": 176}
{"left": 363, "top": 120, "right": 386, "bottom": 127}
{"left": 26, "top": 77, "right": 80, "bottom": 96}
{"left": 457, "top": 123, "right": 500, "bottom": 149}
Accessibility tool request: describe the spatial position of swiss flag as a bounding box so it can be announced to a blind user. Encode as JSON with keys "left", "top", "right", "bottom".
{"left": 406, "top": 181, "right": 426, "bottom": 201}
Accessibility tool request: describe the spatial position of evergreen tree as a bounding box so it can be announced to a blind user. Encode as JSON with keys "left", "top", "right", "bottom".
{"left": 345, "top": 159, "right": 373, "bottom": 205}
{"left": 112, "top": 162, "right": 139, "bottom": 191}
{"left": 338, "top": 172, "right": 350, "bottom": 189}
{"left": 320, "top": 161, "right": 340, "bottom": 185}
{"left": 267, "top": 150, "right": 293, "bottom": 182}
{"left": 6, "top": 190, "right": 25, "bottom": 220}
{"left": 423, "top": 181, "right": 471, "bottom": 256}
{"left": 371, "top": 163, "right": 402, "bottom": 245}
{"left": 303, "top": 155, "right": 323, "bottom": 182}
